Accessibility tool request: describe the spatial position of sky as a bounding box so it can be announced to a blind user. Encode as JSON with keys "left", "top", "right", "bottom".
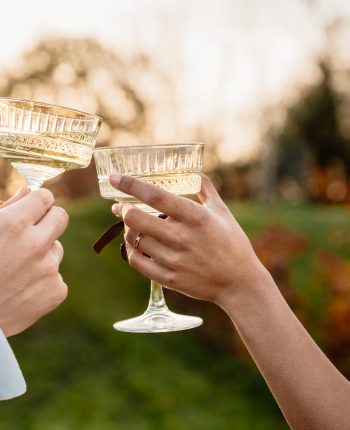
{"left": 1, "top": 0, "right": 350, "bottom": 161}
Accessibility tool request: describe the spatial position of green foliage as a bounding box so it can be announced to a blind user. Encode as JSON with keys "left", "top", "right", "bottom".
{"left": 3, "top": 199, "right": 350, "bottom": 429}
{"left": 277, "top": 61, "right": 347, "bottom": 172}
{"left": 275, "top": 60, "right": 350, "bottom": 202}
{"left": 1, "top": 199, "right": 286, "bottom": 430}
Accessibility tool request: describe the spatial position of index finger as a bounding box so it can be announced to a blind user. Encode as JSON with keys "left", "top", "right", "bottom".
{"left": 109, "top": 174, "right": 201, "bottom": 222}
{"left": 6, "top": 188, "right": 54, "bottom": 225}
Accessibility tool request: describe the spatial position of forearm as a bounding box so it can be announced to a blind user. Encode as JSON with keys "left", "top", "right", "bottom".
{"left": 219, "top": 266, "right": 350, "bottom": 430}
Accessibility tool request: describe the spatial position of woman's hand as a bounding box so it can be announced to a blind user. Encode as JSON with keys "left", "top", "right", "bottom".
{"left": 109, "top": 173, "right": 267, "bottom": 308}
{"left": 108, "top": 173, "right": 350, "bottom": 430}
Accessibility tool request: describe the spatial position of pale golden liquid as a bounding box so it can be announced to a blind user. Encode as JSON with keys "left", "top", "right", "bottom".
{"left": 98, "top": 172, "right": 201, "bottom": 213}
{"left": 0, "top": 132, "right": 92, "bottom": 171}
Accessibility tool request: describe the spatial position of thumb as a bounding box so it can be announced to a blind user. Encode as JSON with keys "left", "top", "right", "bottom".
{"left": 197, "top": 174, "right": 224, "bottom": 209}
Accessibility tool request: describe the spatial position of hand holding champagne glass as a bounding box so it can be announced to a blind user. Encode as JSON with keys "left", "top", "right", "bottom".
{"left": 93, "top": 143, "right": 204, "bottom": 333}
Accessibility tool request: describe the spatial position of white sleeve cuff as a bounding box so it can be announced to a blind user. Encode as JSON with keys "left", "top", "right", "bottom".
{"left": 0, "top": 329, "right": 26, "bottom": 400}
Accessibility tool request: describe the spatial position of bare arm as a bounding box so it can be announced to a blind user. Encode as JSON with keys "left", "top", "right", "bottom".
{"left": 109, "top": 173, "right": 350, "bottom": 430}
{"left": 221, "top": 269, "right": 350, "bottom": 430}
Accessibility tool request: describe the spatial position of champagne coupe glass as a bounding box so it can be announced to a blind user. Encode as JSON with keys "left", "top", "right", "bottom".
{"left": 0, "top": 97, "right": 102, "bottom": 191}
{"left": 93, "top": 143, "right": 204, "bottom": 333}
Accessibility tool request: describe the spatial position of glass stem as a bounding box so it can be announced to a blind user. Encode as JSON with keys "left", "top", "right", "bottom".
{"left": 147, "top": 280, "right": 168, "bottom": 312}
{"left": 26, "top": 177, "right": 43, "bottom": 191}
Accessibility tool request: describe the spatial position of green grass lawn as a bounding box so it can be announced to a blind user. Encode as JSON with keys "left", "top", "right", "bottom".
{"left": 2, "top": 199, "right": 350, "bottom": 430}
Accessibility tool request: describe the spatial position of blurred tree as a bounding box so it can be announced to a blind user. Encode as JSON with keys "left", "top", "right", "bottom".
{"left": 0, "top": 38, "right": 173, "bottom": 199}
{"left": 275, "top": 59, "right": 350, "bottom": 203}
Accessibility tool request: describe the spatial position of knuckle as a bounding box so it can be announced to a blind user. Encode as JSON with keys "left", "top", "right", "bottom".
{"left": 189, "top": 203, "right": 206, "bottom": 224}
{"left": 48, "top": 282, "right": 68, "bottom": 309}
{"left": 45, "top": 258, "right": 59, "bottom": 276}
{"left": 165, "top": 253, "right": 180, "bottom": 270}
{"left": 125, "top": 229, "right": 136, "bottom": 244}
{"left": 37, "top": 188, "right": 55, "bottom": 209}
{"left": 123, "top": 207, "right": 139, "bottom": 226}
{"left": 123, "top": 231, "right": 129, "bottom": 244}
{"left": 171, "top": 229, "right": 187, "bottom": 249}
{"left": 55, "top": 240, "right": 64, "bottom": 256}
{"left": 147, "top": 187, "right": 164, "bottom": 207}
{"left": 164, "top": 271, "right": 176, "bottom": 288}
{"left": 56, "top": 281, "right": 68, "bottom": 303}
{"left": 53, "top": 206, "right": 69, "bottom": 227}
{"left": 119, "top": 175, "right": 134, "bottom": 192}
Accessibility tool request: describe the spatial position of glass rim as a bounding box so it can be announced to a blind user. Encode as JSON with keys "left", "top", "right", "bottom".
{"left": 0, "top": 97, "right": 103, "bottom": 122}
{"left": 93, "top": 142, "right": 204, "bottom": 153}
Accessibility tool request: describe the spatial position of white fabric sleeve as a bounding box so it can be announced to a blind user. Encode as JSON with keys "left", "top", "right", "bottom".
{"left": 0, "top": 329, "right": 26, "bottom": 400}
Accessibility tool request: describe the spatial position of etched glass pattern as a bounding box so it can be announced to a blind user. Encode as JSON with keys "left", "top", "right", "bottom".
{"left": 94, "top": 144, "right": 204, "bottom": 211}
{"left": 0, "top": 97, "right": 101, "bottom": 189}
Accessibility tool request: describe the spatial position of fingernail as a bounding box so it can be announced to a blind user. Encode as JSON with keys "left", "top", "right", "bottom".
{"left": 110, "top": 174, "right": 122, "bottom": 187}
{"left": 112, "top": 203, "right": 122, "bottom": 215}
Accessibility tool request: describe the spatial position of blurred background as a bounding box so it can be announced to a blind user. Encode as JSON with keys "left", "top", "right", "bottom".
{"left": 1, "top": 0, "right": 350, "bottom": 428}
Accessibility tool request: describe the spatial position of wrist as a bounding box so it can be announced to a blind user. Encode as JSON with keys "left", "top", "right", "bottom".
{"left": 215, "top": 260, "right": 278, "bottom": 320}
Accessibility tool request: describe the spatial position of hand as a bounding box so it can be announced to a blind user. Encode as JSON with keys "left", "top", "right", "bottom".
{"left": 112, "top": 174, "right": 350, "bottom": 430}
{"left": 0, "top": 188, "right": 69, "bottom": 337}
{"left": 109, "top": 173, "right": 267, "bottom": 308}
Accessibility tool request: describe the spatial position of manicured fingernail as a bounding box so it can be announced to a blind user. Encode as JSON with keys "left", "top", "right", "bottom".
{"left": 110, "top": 174, "right": 122, "bottom": 187}
{"left": 112, "top": 203, "right": 122, "bottom": 215}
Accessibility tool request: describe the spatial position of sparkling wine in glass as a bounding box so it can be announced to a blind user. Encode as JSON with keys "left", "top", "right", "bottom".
{"left": 0, "top": 97, "right": 102, "bottom": 190}
{"left": 93, "top": 143, "right": 204, "bottom": 333}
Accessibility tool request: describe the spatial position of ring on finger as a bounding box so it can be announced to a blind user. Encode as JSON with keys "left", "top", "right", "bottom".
{"left": 134, "top": 233, "right": 144, "bottom": 251}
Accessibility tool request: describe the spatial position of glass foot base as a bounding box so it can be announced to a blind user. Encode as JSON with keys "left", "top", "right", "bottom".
{"left": 114, "top": 309, "right": 203, "bottom": 333}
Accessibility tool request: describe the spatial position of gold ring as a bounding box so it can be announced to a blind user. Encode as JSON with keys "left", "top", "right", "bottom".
{"left": 134, "top": 233, "right": 144, "bottom": 251}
